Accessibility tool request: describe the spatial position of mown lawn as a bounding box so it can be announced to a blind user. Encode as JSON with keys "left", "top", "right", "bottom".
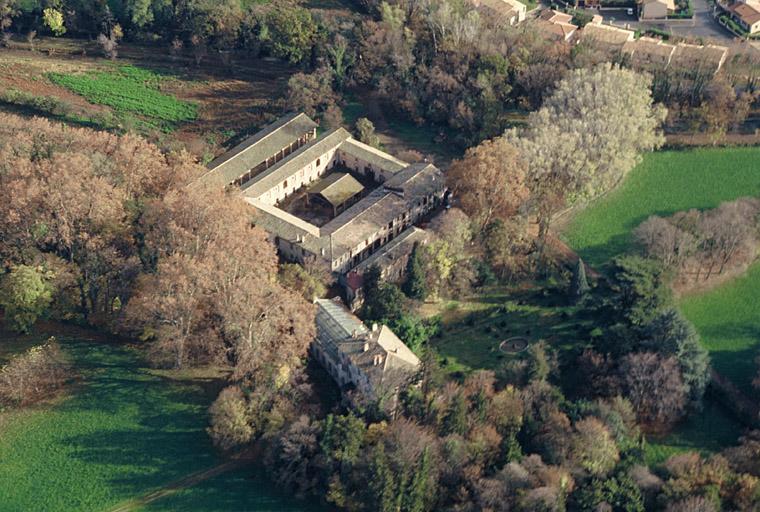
{"left": 561, "top": 146, "right": 759, "bottom": 458}
{"left": 562, "top": 147, "right": 760, "bottom": 269}
{"left": 48, "top": 64, "right": 197, "bottom": 130}
{"left": 0, "top": 329, "right": 327, "bottom": 512}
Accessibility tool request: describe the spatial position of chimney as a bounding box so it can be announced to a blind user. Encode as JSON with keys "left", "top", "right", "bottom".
{"left": 352, "top": 329, "right": 358, "bottom": 339}
{"left": 363, "top": 342, "right": 369, "bottom": 352}
{"left": 321, "top": 247, "right": 326, "bottom": 256}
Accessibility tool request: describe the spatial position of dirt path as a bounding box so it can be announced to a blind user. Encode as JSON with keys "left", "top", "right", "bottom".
{"left": 106, "top": 448, "right": 258, "bottom": 512}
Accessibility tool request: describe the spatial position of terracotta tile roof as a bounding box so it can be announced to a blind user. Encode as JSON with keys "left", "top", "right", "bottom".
{"left": 730, "top": 2, "right": 760, "bottom": 25}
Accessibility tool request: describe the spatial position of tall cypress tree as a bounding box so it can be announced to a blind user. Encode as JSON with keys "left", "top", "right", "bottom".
{"left": 405, "top": 447, "right": 432, "bottom": 512}
{"left": 570, "top": 257, "right": 590, "bottom": 301}
{"left": 403, "top": 242, "right": 428, "bottom": 301}
{"left": 369, "top": 444, "right": 397, "bottom": 512}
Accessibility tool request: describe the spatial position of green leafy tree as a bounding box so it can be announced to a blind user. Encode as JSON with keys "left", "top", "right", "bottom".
{"left": 575, "top": 474, "right": 645, "bottom": 512}
{"left": 526, "top": 341, "right": 552, "bottom": 383}
{"left": 388, "top": 314, "right": 439, "bottom": 356}
{"left": 405, "top": 446, "right": 432, "bottom": 512}
{"left": 320, "top": 413, "right": 365, "bottom": 465}
{"left": 442, "top": 391, "right": 468, "bottom": 435}
{"left": 403, "top": 242, "right": 427, "bottom": 300}
{"left": 643, "top": 308, "right": 710, "bottom": 406}
{"left": 278, "top": 263, "right": 326, "bottom": 301}
{"left": 0, "top": 265, "right": 53, "bottom": 334}
{"left": 355, "top": 117, "right": 380, "bottom": 148}
{"left": 42, "top": 7, "right": 65, "bottom": 35}
{"left": 570, "top": 417, "right": 620, "bottom": 477}
{"left": 368, "top": 443, "right": 398, "bottom": 512}
{"left": 263, "top": 5, "right": 319, "bottom": 64}
{"left": 361, "top": 266, "right": 405, "bottom": 324}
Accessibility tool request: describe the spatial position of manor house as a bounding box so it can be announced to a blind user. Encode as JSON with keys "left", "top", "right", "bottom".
{"left": 197, "top": 112, "right": 446, "bottom": 299}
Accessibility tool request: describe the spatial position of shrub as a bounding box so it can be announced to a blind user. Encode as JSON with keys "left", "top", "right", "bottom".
{"left": 207, "top": 386, "right": 254, "bottom": 451}
{"left": 0, "top": 338, "right": 70, "bottom": 406}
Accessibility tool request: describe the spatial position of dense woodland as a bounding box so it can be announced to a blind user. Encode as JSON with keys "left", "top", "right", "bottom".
{"left": 2, "top": 0, "right": 760, "bottom": 147}
{"left": 2, "top": 0, "right": 760, "bottom": 510}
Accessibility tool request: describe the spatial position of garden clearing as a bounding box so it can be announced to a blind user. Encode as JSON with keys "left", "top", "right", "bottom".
{"left": 421, "top": 286, "right": 594, "bottom": 375}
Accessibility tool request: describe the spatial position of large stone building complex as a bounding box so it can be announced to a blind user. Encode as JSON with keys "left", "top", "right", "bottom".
{"left": 198, "top": 112, "right": 446, "bottom": 302}
{"left": 197, "top": 113, "right": 432, "bottom": 404}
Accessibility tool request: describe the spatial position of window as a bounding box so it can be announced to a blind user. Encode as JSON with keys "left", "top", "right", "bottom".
{"left": 283, "top": 180, "right": 288, "bottom": 189}
{"left": 317, "top": 158, "right": 321, "bottom": 167}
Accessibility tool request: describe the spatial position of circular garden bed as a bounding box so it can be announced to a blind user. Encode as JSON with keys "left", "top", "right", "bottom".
{"left": 499, "top": 337, "right": 529, "bottom": 354}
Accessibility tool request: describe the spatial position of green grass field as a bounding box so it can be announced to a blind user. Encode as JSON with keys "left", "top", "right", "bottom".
{"left": 562, "top": 147, "right": 760, "bottom": 269}
{"left": 48, "top": 65, "right": 197, "bottom": 130}
{"left": 136, "top": 470, "right": 317, "bottom": 512}
{"left": 0, "top": 329, "right": 327, "bottom": 512}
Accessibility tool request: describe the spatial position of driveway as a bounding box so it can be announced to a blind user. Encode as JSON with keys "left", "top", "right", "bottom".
{"left": 578, "top": 0, "right": 736, "bottom": 42}
{"left": 668, "top": 0, "right": 735, "bottom": 42}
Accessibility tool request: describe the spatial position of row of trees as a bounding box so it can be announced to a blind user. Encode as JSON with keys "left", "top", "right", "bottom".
{"left": 634, "top": 198, "right": 760, "bottom": 287}
{"left": 282, "top": 0, "right": 760, "bottom": 149}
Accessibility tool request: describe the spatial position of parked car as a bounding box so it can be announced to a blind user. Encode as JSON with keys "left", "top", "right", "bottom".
{"left": 627, "top": 7, "right": 634, "bottom": 15}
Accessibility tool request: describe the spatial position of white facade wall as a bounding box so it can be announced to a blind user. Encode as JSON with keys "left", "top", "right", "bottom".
{"left": 335, "top": 149, "right": 397, "bottom": 183}
{"left": 258, "top": 147, "right": 340, "bottom": 205}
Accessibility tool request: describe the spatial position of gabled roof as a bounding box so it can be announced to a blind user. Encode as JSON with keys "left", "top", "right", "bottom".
{"left": 581, "top": 22, "right": 636, "bottom": 45}
{"left": 671, "top": 43, "right": 728, "bottom": 74}
{"left": 730, "top": 2, "right": 760, "bottom": 24}
{"left": 338, "top": 138, "right": 408, "bottom": 174}
{"left": 308, "top": 173, "right": 364, "bottom": 208}
{"left": 314, "top": 298, "right": 420, "bottom": 393}
{"left": 539, "top": 20, "right": 578, "bottom": 40}
{"left": 345, "top": 227, "right": 429, "bottom": 290}
{"left": 475, "top": 0, "right": 526, "bottom": 17}
{"left": 197, "top": 113, "right": 317, "bottom": 188}
{"left": 623, "top": 37, "right": 677, "bottom": 68}
{"left": 242, "top": 128, "right": 352, "bottom": 199}
{"left": 539, "top": 9, "right": 573, "bottom": 23}
{"left": 641, "top": 0, "right": 676, "bottom": 10}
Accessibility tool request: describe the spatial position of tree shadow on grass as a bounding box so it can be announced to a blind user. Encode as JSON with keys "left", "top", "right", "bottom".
{"left": 142, "top": 469, "right": 332, "bottom": 512}
{"left": 696, "top": 323, "right": 760, "bottom": 394}
{"left": 57, "top": 339, "right": 219, "bottom": 500}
